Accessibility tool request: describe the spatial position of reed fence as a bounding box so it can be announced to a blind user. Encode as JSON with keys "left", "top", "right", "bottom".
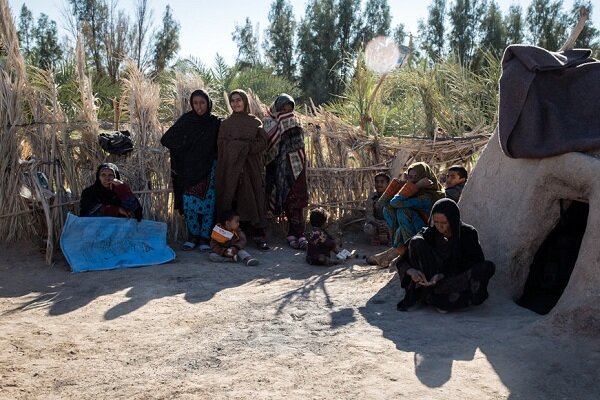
{"left": 0, "top": 0, "right": 489, "bottom": 264}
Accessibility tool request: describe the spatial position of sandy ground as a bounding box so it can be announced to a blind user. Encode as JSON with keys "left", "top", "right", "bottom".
{"left": 1, "top": 234, "right": 599, "bottom": 400}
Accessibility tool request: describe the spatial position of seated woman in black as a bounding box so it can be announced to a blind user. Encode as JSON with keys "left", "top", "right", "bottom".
{"left": 80, "top": 163, "right": 143, "bottom": 220}
{"left": 395, "top": 198, "right": 495, "bottom": 312}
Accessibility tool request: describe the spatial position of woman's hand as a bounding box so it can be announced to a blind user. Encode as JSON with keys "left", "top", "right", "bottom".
{"left": 399, "top": 172, "right": 408, "bottom": 183}
{"left": 118, "top": 207, "right": 133, "bottom": 218}
{"left": 415, "top": 177, "right": 434, "bottom": 189}
{"left": 429, "top": 273, "right": 444, "bottom": 286}
{"left": 109, "top": 179, "right": 124, "bottom": 190}
{"left": 406, "top": 268, "right": 428, "bottom": 285}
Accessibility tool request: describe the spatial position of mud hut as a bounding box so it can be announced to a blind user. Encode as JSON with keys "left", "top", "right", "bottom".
{"left": 459, "top": 41, "right": 600, "bottom": 335}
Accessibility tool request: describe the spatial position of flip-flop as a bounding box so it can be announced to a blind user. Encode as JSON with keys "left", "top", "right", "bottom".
{"left": 297, "top": 237, "right": 308, "bottom": 250}
{"left": 181, "top": 241, "right": 197, "bottom": 251}
{"left": 255, "top": 239, "right": 271, "bottom": 251}
{"left": 198, "top": 244, "right": 211, "bottom": 253}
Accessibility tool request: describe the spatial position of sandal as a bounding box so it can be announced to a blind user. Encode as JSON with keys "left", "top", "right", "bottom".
{"left": 286, "top": 235, "right": 298, "bottom": 249}
{"left": 181, "top": 241, "right": 197, "bottom": 251}
{"left": 297, "top": 237, "right": 308, "bottom": 250}
{"left": 255, "top": 239, "right": 271, "bottom": 251}
{"left": 198, "top": 243, "right": 211, "bottom": 253}
{"left": 244, "top": 257, "right": 259, "bottom": 266}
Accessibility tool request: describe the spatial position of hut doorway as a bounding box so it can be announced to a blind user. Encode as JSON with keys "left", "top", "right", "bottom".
{"left": 517, "top": 200, "right": 589, "bottom": 315}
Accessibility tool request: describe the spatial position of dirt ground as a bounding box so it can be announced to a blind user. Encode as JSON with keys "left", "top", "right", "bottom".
{"left": 1, "top": 233, "right": 599, "bottom": 400}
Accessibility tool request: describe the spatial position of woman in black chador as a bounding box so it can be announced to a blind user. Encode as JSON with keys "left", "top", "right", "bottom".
{"left": 161, "top": 89, "right": 221, "bottom": 251}
{"left": 395, "top": 198, "right": 495, "bottom": 312}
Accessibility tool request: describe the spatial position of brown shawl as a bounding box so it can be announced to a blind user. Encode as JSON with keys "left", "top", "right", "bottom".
{"left": 215, "top": 111, "right": 268, "bottom": 227}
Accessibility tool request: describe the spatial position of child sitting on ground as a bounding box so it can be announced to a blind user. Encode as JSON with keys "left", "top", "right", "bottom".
{"left": 209, "top": 210, "right": 259, "bottom": 266}
{"left": 363, "top": 172, "right": 391, "bottom": 246}
{"left": 444, "top": 165, "right": 468, "bottom": 202}
{"left": 306, "top": 208, "right": 355, "bottom": 266}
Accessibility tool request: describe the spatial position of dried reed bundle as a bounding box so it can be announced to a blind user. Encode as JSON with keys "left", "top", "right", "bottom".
{"left": 121, "top": 60, "right": 182, "bottom": 237}
{"left": 72, "top": 37, "right": 101, "bottom": 194}
{"left": 245, "top": 89, "right": 266, "bottom": 120}
{"left": 25, "top": 68, "right": 72, "bottom": 262}
{"left": 0, "top": 0, "right": 36, "bottom": 241}
{"left": 172, "top": 71, "right": 207, "bottom": 121}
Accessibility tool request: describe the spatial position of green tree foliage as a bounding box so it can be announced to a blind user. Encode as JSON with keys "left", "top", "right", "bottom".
{"left": 526, "top": 0, "right": 568, "bottom": 51}
{"left": 68, "top": 0, "right": 108, "bottom": 76}
{"left": 264, "top": 0, "right": 297, "bottom": 81}
{"left": 34, "top": 14, "right": 63, "bottom": 70}
{"left": 360, "top": 0, "right": 392, "bottom": 45}
{"left": 232, "top": 17, "right": 261, "bottom": 66}
{"left": 17, "top": 5, "right": 35, "bottom": 57}
{"left": 504, "top": 4, "right": 524, "bottom": 45}
{"left": 229, "top": 64, "right": 300, "bottom": 105}
{"left": 297, "top": 0, "right": 337, "bottom": 104}
{"left": 16, "top": 7, "right": 63, "bottom": 70}
{"left": 153, "top": 5, "right": 180, "bottom": 73}
{"left": 335, "top": 0, "right": 363, "bottom": 93}
{"left": 448, "top": 0, "right": 485, "bottom": 65}
{"left": 104, "top": 1, "right": 130, "bottom": 82}
{"left": 130, "top": 0, "right": 154, "bottom": 71}
{"left": 393, "top": 23, "right": 407, "bottom": 46}
{"left": 418, "top": 0, "right": 446, "bottom": 63}
{"left": 479, "top": 1, "right": 505, "bottom": 59}
{"left": 327, "top": 51, "right": 501, "bottom": 139}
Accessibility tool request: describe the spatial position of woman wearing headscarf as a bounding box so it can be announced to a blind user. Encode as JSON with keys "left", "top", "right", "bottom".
{"left": 367, "top": 162, "right": 445, "bottom": 267}
{"left": 215, "top": 89, "right": 270, "bottom": 251}
{"left": 263, "top": 94, "right": 309, "bottom": 249}
{"left": 80, "top": 163, "right": 143, "bottom": 220}
{"left": 161, "top": 89, "right": 221, "bottom": 251}
{"left": 394, "top": 198, "right": 496, "bottom": 312}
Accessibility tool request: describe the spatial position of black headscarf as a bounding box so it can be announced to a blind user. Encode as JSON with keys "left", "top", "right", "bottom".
{"left": 429, "top": 198, "right": 461, "bottom": 242}
{"left": 80, "top": 163, "right": 123, "bottom": 216}
{"left": 161, "top": 89, "right": 221, "bottom": 211}
{"left": 420, "top": 198, "right": 484, "bottom": 275}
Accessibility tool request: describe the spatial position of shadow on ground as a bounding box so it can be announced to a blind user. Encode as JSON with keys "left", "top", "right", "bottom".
{"left": 359, "top": 275, "right": 600, "bottom": 399}
{"left": 0, "top": 240, "right": 338, "bottom": 321}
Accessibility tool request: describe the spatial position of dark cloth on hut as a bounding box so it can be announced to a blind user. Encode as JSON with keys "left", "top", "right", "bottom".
{"left": 80, "top": 163, "right": 143, "bottom": 221}
{"left": 215, "top": 97, "right": 268, "bottom": 228}
{"left": 160, "top": 89, "right": 220, "bottom": 212}
{"left": 395, "top": 198, "right": 495, "bottom": 311}
{"left": 498, "top": 45, "right": 600, "bottom": 159}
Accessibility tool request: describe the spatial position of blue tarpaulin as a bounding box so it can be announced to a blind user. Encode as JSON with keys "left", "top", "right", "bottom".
{"left": 60, "top": 213, "right": 176, "bottom": 273}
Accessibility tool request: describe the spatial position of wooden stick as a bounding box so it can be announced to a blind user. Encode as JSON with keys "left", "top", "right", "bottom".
{"left": 559, "top": 7, "right": 589, "bottom": 52}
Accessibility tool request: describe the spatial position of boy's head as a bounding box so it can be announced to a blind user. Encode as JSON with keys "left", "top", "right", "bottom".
{"left": 309, "top": 207, "right": 329, "bottom": 229}
{"left": 220, "top": 210, "right": 240, "bottom": 231}
{"left": 445, "top": 165, "right": 467, "bottom": 189}
{"left": 374, "top": 172, "right": 391, "bottom": 193}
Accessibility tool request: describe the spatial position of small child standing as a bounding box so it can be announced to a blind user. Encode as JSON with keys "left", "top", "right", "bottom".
{"left": 209, "top": 210, "right": 259, "bottom": 266}
{"left": 306, "top": 208, "right": 355, "bottom": 266}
